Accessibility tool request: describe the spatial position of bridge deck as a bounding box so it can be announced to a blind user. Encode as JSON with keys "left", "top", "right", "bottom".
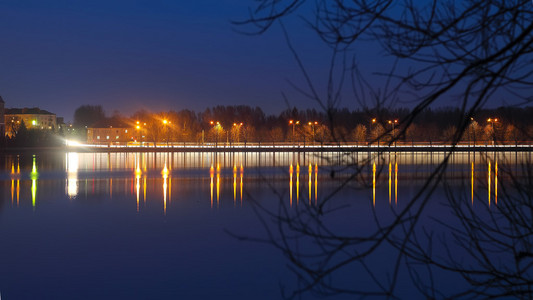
{"left": 66, "top": 145, "right": 533, "bottom": 153}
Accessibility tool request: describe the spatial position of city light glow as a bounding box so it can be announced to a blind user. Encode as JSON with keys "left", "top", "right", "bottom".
{"left": 66, "top": 140, "right": 82, "bottom": 147}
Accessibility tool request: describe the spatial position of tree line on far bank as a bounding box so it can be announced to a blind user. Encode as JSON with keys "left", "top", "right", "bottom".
{"left": 4, "top": 104, "right": 533, "bottom": 147}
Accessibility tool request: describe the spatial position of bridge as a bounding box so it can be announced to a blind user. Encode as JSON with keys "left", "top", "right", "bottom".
{"left": 65, "top": 143, "right": 533, "bottom": 153}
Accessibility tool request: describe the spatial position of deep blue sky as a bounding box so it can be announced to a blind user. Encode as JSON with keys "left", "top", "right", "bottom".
{"left": 0, "top": 0, "right": 345, "bottom": 121}
{"left": 0, "top": 1, "right": 516, "bottom": 122}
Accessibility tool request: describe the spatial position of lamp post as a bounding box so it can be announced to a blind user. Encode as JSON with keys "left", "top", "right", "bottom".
{"left": 162, "top": 119, "right": 170, "bottom": 146}
{"left": 210, "top": 121, "right": 221, "bottom": 148}
{"left": 308, "top": 121, "right": 318, "bottom": 146}
{"left": 233, "top": 122, "right": 243, "bottom": 145}
{"left": 289, "top": 120, "right": 300, "bottom": 147}
{"left": 136, "top": 121, "right": 142, "bottom": 146}
{"left": 371, "top": 118, "right": 377, "bottom": 146}
{"left": 487, "top": 118, "right": 498, "bottom": 145}
{"left": 388, "top": 119, "right": 398, "bottom": 147}
{"left": 469, "top": 117, "right": 474, "bottom": 147}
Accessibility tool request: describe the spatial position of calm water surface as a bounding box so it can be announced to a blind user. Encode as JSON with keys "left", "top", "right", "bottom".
{"left": 0, "top": 151, "right": 528, "bottom": 299}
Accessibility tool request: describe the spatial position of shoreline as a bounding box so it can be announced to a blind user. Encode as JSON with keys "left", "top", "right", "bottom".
{"left": 1, "top": 144, "right": 532, "bottom": 153}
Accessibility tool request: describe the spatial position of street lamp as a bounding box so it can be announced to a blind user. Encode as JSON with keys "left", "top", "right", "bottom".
{"left": 233, "top": 122, "right": 243, "bottom": 145}
{"left": 487, "top": 118, "right": 498, "bottom": 145}
{"left": 162, "top": 119, "right": 170, "bottom": 146}
{"left": 388, "top": 119, "right": 398, "bottom": 147}
{"left": 211, "top": 121, "right": 221, "bottom": 147}
{"left": 308, "top": 121, "right": 318, "bottom": 145}
{"left": 371, "top": 118, "right": 377, "bottom": 146}
{"left": 135, "top": 121, "right": 142, "bottom": 146}
{"left": 469, "top": 117, "right": 475, "bottom": 147}
{"left": 289, "top": 120, "right": 300, "bottom": 146}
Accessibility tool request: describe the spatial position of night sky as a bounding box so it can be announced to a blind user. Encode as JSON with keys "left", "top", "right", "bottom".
{"left": 0, "top": 0, "right": 343, "bottom": 121}
{"left": 0, "top": 1, "right": 515, "bottom": 122}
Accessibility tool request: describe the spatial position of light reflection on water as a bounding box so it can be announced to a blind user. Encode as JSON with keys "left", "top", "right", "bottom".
{"left": 1, "top": 151, "right": 523, "bottom": 213}
{"left": 0, "top": 150, "right": 529, "bottom": 299}
{"left": 66, "top": 152, "right": 79, "bottom": 198}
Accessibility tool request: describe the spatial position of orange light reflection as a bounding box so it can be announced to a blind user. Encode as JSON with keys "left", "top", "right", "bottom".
{"left": 372, "top": 163, "right": 376, "bottom": 207}
{"left": 495, "top": 160, "right": 498, "bottom": 205}
{"left": 394, "top": 162, "right": 398, "bottom": 205}
{"left": 471, "top": 162, "right": 474, "bottom": 205}
{"left": 210, "top": 165, "right": 214, "bottom": 208}
{"left": 163, "top": 173, "right": 167, "bottom": 215}
{"left": 136, "top": 174, "right": 140, "bottom": 212}
{"left": 233, "top": 165, "right": 237, "bottom": 206}
{"left": 308, "top": 164, "right": 312, "bottom": 205}
{"left": 296, "top": 163, "right": 300, "bottom": 205}
{"left": 388, "top": 161, "right": 392, "bottom": 205}
{"left": 17, "top": 179, "right": 20, "bottom": 207}
{"left": 289, "top": 164, "right": 293, "bottom": 207}
{"left": 314, "top": 163, "right": 318, "bottom": 205}
{"left": 240, "top": 164, "right": 243, "bottom": 206}
{"left": 143, "top": 176, "right": 146, "bottom": 205}
{"left": 488, "top": 161, "right": 491, "bottom": 207}
{"left": 216, "top": 170, "right": 220, "bottom": 208}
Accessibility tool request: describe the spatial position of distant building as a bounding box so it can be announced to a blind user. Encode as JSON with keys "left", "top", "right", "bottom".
{"left": 0, "top": 96, "right": 4, "bottom": 137}
{"left": 4, "top": 107, "right": 57, "bottom": 138}
{"left": 86, "top": 118, "right": 134, "bottom": 144}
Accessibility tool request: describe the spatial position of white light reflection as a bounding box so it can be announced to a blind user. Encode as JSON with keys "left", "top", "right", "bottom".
{"left": 66, "top": 152, "right": 79, "bottom": 199}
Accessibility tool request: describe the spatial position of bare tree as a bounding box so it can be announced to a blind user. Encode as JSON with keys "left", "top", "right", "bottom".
{"left": 352, "top": 124, "right": 367, "bottom": 143}
{"left": 233, "top": 0, "right": 533, "bottom": 298}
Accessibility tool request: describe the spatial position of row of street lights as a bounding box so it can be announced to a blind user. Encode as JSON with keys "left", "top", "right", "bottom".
{"left": 233, "top": 122, "right": 243, "bottom": 144}
{"left": 370, "top": 118, "right": 398, "bottom": 146}
{"left": 476, "top": 117, "right": 499, "bottom": 146}
{"left": 370, "top": 117, "right": 500, "bottom": 146}
{"left": 209, "top": 121, "right": 244, "bottom": 146}
{"left": 132, "top": 116, "right": 501, "bottom": 146}
{"left": 136, "top": 119, "right": 234, "bottom": 146}
{"left": 289, "top": 120, "right": 319, "bottom": 146}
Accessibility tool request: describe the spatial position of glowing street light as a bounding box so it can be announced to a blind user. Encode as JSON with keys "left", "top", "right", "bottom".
{"left": 468, "top": 117, "right": 476, "bottom": 147}
{"left": 388, "top": 119, "right": 398, "bottom": 147}
{"left": 233, "top": 122, "right": 243, "bottom": 145}
{"left": 289, "top": 120, "right": 300, "bottom": 146}
{"left": 135, "top": 121, "right": 143, "bottom": 145}
{"left": 308, "top": 121, "right": 318, "bottom": 145}
{"left": 487, "top": 118, "right": 499, "bottom": 145}
{"left": 162, "top": 119, "right": 171, "bottom": 146}
{"left": 371, "top": 118, "right": 378, "bottom": 146}
{"left": 211, "top": 121, "right": 222, "bottom": 147}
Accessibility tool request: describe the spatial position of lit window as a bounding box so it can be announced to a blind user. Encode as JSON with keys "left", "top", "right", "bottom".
{"left": 116, "top": 136, "right": 119, "bottom": 139}
{"left": 125, "top": 130, "right": 128, "bottom": 133}
{"left": 106, "top": 136, "right": 110, "bottom": 139}
{"left": 97, "top": 136, "right": 100, "bottom": 140}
